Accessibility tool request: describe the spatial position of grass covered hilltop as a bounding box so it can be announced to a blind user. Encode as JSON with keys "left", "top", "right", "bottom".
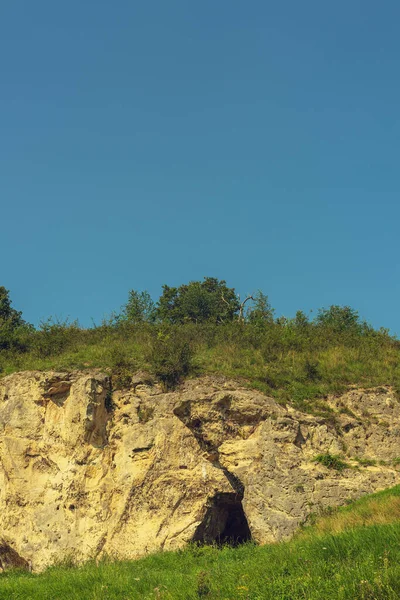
{"left": 1, "top": 277, "right": 399, "bottom": 413}
{"left": 2, "top": 486, "right": 400, "bottom": 599}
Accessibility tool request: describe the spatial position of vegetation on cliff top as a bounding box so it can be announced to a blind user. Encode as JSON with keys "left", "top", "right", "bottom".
{"left": 2, "top": 486, "right": 400, "bottom": 599}
{"left": 1, "top": 279, "right": 399, "bottom": 410}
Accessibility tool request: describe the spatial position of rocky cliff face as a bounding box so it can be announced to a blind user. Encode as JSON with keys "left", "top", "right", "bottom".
{"left": 1, "top": 371, "right": 400, "bottom": 571}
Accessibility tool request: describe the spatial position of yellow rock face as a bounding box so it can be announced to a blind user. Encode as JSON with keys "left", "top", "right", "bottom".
{"left": 1, "top": 371, "right": 399, "bottom": 571}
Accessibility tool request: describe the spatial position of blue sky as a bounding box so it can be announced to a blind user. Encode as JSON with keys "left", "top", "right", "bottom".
{"left": 1, "top": 1, "right": 399, "bottom": 331}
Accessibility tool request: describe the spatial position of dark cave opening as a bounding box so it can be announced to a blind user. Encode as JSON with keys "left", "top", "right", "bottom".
{"left": 192, "top": 493, "right": 252, "bottom": 547}
{"left": 0, "top": 542, "right": 29, "bottom": 571}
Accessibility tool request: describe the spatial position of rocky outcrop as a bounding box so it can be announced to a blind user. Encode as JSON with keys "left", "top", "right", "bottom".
{"left": 1, "top": 371, "right": 400, "bottom": 571}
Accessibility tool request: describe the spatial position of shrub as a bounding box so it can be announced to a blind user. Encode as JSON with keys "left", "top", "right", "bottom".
{"left": 315, "top": 305, "right": 362, "bottom": 333}
{"left": 119, "top": 290, "right": 156, "bottom": 323}
{"left": 304, "top": 359, "right": 320, "bottom": 381}
{"left": 148, "top": 329, "right": 194, "bottom": 390}
{"left": 31, "top": 318, "right": 80, "bottom": 357}
{"left": 314, "top": 453, "right": 349, "bottom": 471}
{"left": 107, "top": 345, "right": 135, "bottom": 389}
{"left": 246, "top": 291, "right": 275, "bottom": 325}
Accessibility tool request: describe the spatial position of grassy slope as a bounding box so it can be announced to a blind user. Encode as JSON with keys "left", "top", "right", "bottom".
{"left": 1, "top": 322, "right": 400, "bottom": 412}
{"left": 2, "top": 486, "right": 400, "bottom": 600}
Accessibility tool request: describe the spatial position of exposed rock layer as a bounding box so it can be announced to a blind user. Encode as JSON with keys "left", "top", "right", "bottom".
{"left": 1, "top": 371, "right": 400, "bottom": 571}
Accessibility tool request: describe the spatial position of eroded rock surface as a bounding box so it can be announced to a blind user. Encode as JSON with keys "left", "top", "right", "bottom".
{"left": 1, "top": 371, "right": 399, "bottom": 570}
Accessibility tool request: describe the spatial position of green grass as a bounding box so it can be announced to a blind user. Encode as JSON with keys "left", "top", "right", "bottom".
{"left": 299, "top": 484, "right": 400, "bottom": 535}
{"left": 1, "top": 525, "right": 399, "bottom": 599}
{"left": 3, "top": 486, "right": 400, "bottom": 599}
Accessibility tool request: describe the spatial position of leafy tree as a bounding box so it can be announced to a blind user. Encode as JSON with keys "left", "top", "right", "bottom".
{"left": 0, "top": 287, "right": 30, "bottom": 350}
{"left": 0, "top": 287, "right": 25, "bottom": 328}
{"left": 121, "top": 290, "right": 156, "bottom": 323}
{"left": 293, "top": 310, "right": 310, "bottom": 328}
{"left": 156, "top": 277, "right": 240, "bottom": 324}
{"left": 246, "top": 291, "right": 275, "bottom": 324}
{"left": 315, "top": 305, "right": 362, "bottom": 333}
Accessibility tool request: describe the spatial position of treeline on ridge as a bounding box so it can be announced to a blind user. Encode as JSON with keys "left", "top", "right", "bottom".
{"left": 0, "top": 278, "right": 398, "bottom": 408}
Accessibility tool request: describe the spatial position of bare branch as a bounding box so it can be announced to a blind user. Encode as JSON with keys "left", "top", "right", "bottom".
{"left": 238, "top": 295, "right": 254, "bottom": 322}
{"left": 221, "top": 294, "right": 230, "bottom": 307}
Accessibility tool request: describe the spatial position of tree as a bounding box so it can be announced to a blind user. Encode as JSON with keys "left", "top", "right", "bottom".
{"left": 293, "top": 310, "right": 310, "bottom": 328}
{"left": 121, "top": 290, "right": 156, "bottom": 323}
{"left": 156, "top": 277, "right": 240, "bottom": 324}
{"left": 0, "top": 287, "right": 25, "bottom": 328}
{"left": 246, "top": 291, "right": 275, "bottom": 324}
{"left": 0, "top": 287, "right": 30, "bottom": 350}
{"left": 315, "top": 305, "right": 361, "bottom": 333}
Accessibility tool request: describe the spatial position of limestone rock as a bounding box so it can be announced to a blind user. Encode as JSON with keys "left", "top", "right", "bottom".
{"left": 1, "top": 371, "right": 399, "bottom": 571}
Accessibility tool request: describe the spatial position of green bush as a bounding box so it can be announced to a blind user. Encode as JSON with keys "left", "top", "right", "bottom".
{"left": 31, "top": 318, "right": 81, "bottom": 357}
{"left": 148, "top": 329, "right": 194, "bottom": 390}
{"left": 304, "top": 359, "right": 321, "bottom": 381}
{"left": 119, "top": 289, "right": 156, "bottom": 323}
{"left": 314, "top": 453, "right": 349, "bottom": 471}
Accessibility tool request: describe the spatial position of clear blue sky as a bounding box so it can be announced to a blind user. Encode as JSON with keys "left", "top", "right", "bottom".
{"left": 1, "top": 1, "right": 399, "bottom": 332}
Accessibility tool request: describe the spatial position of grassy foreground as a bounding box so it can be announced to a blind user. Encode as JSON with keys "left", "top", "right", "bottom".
{"left": 2, "top": 487, "right": 400, "bottom": 600}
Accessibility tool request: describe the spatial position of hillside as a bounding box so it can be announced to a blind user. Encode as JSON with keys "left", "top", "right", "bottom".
{"left": 2, "top": 319, "right": 400, "bottom": 414}
{"left": 2, "top": 286, "right": 400, "bottom": 597}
